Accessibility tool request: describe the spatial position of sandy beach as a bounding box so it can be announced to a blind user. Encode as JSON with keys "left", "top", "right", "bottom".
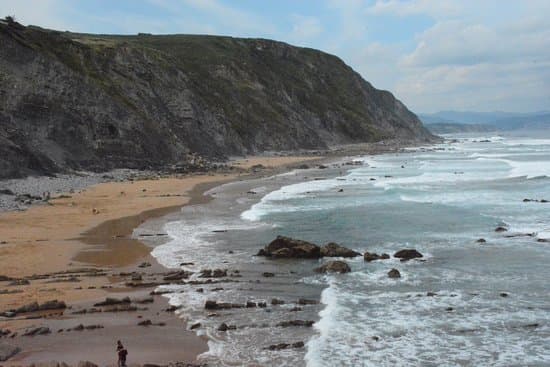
{"left": 0, "top": 155, "right": 320, "bottom": 365}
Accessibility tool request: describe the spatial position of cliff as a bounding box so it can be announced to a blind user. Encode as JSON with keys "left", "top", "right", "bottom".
{"left": 0, "top": 20, "right": 434, "bottom": 178}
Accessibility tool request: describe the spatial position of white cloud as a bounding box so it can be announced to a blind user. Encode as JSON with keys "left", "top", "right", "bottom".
{"left": 0, "top": 0, "right": 73, "bottom": 30}
{"left": 288, "top": 14, "right": 323, "bottom": 43}
{"left": 326, "top": 0, "right": 368, "bottom": 41}
{"left": 395, "top": 60, "right": 550, "bottom": 112}
{"left": 348, "top": 42, "right": 404, "bottom": 88}
{"left": 1, "top": 0, "right": 548, "bottom": 112}
{"left": 366, "top": 0, "right": 461, "bottom": 19}
{"left": 178, "top": 0, "right": 277, "bottom": 35}
{"left": 402, "top": 18, "right": 550, "bottom": 67}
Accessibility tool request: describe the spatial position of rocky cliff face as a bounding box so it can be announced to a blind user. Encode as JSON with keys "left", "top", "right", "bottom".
{"left": 0, "top": 20, "right": 434, "bottom": 178}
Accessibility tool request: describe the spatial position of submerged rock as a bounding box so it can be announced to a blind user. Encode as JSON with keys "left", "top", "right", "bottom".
{"left": 204, "top": 300, "right": 244, "bottom": 310}
{"left": 394, "top": 249, "right": 423, "bottom": 261}
{"left": 363, "top": 251, "right": 390, "bottom": 262}
{"left": 267, "top": 341, "right": 305, "bottom": 351}
{"left": 199, "top": 269, "right": 228, "bottom": 278}
{"left": 495, "top": 226, "right": 508, "bottom": 232}
{"left": 277, "top": 320, "right": 314, "bottom": 327}
{"left": 164, "top": 270, "right": 193, "bottom": 281}
{"left": 218, "top": 323, "right": 237, "bottom": 331}
{"left": 314, "top": 261, "right": 351, "bottom": 274}
{"left": 271, "top": 298, "right": 285, "bottom": 305}
{"left": 298, "top": 298, "right": 319, "bottom": 305}
{"left": 387, "top": 268, "right": 401, "bottom": 278}
{"left": 320, "top": 242, "right": 361, "bottom": 258}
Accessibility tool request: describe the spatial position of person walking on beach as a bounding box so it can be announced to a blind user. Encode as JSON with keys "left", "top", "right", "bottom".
{"left": 117, "top": 340, "right": 128, "bottom": 367}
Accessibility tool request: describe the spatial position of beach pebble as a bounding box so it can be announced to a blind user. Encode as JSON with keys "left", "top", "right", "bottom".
{"left": 138, "top": 319, "right": 152, "bottom": 326}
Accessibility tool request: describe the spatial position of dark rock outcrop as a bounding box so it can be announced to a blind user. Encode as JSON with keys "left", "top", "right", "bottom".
{"left": 277, "top": 320, "right": 314, "bottom": 327}
{"left": 267, "top": 341, "right": 305, "bottom": 350}
{"left": 93, "top": 297, "right": 130, "bottom": 307}
{"left": 314, "top": 261, "right": 351, "bottom": 274}
{"left": 23, "top": 326, "right": 51, "bottom": 336}
{"left": 271, "top": 298, "right": 285, "bottom": 305}
{"left": 258, "top": 236, "right": 321, "bottom": 259}
{"left": 198, "top": 269, "right": 227, "bottom": 278}
{"left": 204, "top": 301, "right": 244, "bottom": 310}
{"left": 163, "top": 270, "right": 193, "bottom": 281}
{"left": 363, "top": 252, "right": 390, "bottom": 262}
{"left": 3, "top": 299, "right": 67, "bottom": 316}
{"left": 0, "top": 21, "right": 434, "bottom": 179}
{"left": 388, "top": 268, "right": 401, "bottom": 278}
{"left": 217, "top": 323, "right": 236, "bottom": 331}
{"left": 320, "top": 243, "right": 361, "bottom": 258}
{"left": 0, "top": 343, "right": 20, "bottom": 361}
{"left": 393, "top": 249, "right": 423, "bottom": 261}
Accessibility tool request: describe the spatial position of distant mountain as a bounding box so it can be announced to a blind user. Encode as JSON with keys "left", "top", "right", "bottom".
{"left": 491, "top": 113, "right": 550, "bottom": 130}
{"left": 425, "top": 123, "right": 497, "bottom": 134}
{"left": 418, "top": 111, "right": 550, "bottom": 131}
{"left": 416, "top": 114, "right": 457, "bottom": 124}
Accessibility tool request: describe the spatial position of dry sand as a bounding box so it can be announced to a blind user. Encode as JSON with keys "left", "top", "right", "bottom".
{"left": 0, "top": 155, "right": 319, "bottom": 365}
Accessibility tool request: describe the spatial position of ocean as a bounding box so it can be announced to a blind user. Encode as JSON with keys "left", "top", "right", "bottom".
{"left": 147, "top": 131, "right": 550, "bottom": 366}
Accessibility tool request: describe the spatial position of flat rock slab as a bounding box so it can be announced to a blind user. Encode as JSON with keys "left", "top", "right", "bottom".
{"left": 0, "top": 343, "right": 21, "bottom": 361}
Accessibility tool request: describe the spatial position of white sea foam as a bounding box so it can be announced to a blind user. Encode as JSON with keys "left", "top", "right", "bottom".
{"left": 500, "top": 158, "right": 550, "bottom": 178}
{"left": 241, "top": 175, "right": 363, "bottom": 221}
{"left": 153, "top": 134, "right": 550, "bottom": 367}
{"left": 152, "top": 217, "right": 263, "bottom": 268}
{"left": 306, "top": 279, "right": 550, "bottom": 366}
{"left": 501, "top": 138, "right": 550, "bottom": 146}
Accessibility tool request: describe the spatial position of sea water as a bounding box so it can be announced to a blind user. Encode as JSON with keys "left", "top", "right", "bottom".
{"left": 150, "top": 131, "right": 550, "bottom": 366}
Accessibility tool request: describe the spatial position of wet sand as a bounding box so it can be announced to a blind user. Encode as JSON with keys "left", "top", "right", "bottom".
{"left": 0, "top": 155, "right": 320, "bottom": 365}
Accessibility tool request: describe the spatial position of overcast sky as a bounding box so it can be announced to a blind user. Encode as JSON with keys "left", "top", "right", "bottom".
{"left": 2, "top": 0, "right": 549, "bottom": 114}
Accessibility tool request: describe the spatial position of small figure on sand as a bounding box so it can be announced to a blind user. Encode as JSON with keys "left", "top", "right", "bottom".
{"left": 117, "top": 340, "right": 128, "bottom": 367}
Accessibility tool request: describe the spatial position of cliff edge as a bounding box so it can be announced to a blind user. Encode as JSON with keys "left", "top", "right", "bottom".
{"left": 0, "top": 20, "right": 434, "bottom": 178}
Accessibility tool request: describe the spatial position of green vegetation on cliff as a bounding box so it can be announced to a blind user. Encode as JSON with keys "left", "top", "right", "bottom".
{"left": 0, "top": 19, "right": 433, "bottom": 178}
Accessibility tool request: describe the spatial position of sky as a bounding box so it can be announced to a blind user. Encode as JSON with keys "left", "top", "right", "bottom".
{"left": 1, "top": 0, "right": 549, "bottom": 114}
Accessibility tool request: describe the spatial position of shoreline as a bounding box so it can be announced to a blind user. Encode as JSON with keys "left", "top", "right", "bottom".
{"left": 0, "top": 155, "right": 323, "bottom": 365}
{"left": 0, "top": 142, "right": 431, "bottom": 365}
